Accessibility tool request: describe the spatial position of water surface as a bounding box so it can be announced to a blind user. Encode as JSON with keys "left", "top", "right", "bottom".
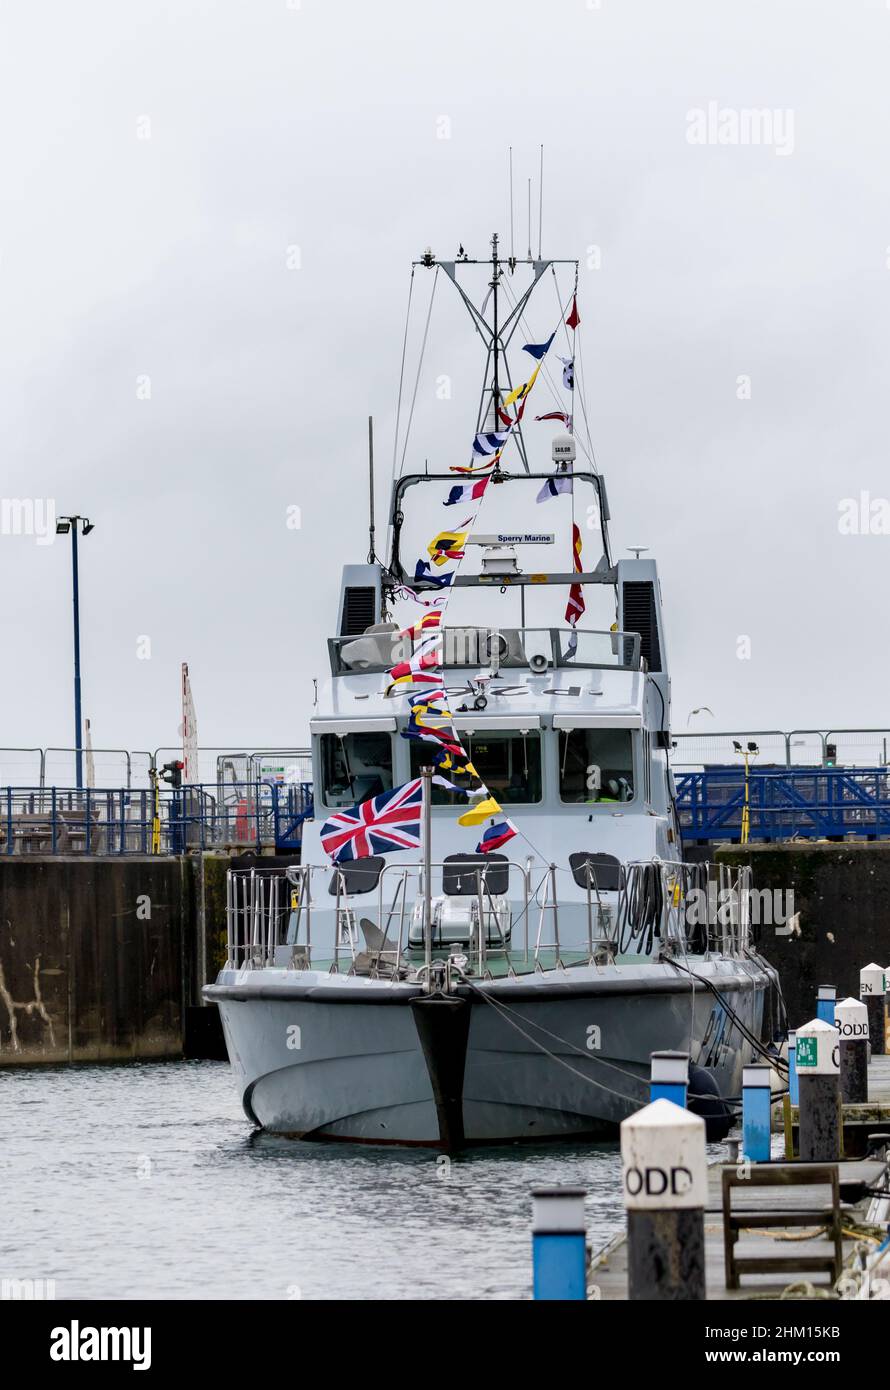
{"left": 1, "top": 1060, "right": 626, "bottom": 1300}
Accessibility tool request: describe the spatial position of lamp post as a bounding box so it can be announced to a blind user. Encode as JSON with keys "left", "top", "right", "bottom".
{"left": 733, "top": 740, "right": 759, "bottom": 846}
{"left": 55, "top": 515, "right": 95, "bottom": 791}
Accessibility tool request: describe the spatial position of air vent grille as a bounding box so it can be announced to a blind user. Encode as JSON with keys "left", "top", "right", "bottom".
{"left": 340, "top": 586, "right": 376, "bottom": 636}
{"left": 622, "top": 581, "right": 662, "bottom": 671}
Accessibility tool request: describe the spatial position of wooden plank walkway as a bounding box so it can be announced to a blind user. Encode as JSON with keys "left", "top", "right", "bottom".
{"left": 865, "top": 1053, "right": 890, "bottom": 1102}
{"left": 590, "top": 1056, "right": 890, "bottom": 1301}
{"left": 784, "top": 1054, "right": 890, "bottom": 1157}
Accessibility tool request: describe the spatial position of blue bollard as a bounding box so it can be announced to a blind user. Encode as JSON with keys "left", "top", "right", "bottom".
{"left": 531, "top": 1187, "right": 587, "bottom": 1300}
{"left": 788, "top": 1030, "right": 799, "bottom": 1106}
{"left": 742, "top": 1065, "right": 772, "bottom": 1162}
{"left": 649, "top": 1050, "right": 689, "bottom": 1107}
{"left": 816, "top": 985, "right": 836, "bottom": 1025}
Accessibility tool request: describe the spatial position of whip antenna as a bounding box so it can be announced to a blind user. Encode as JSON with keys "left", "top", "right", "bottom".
{"left": 509, "top": 146, "right": 515, "bottom": 260}
{"left": 538, "top": 144, "right": 544, "bottom": 259}
{"left": 367, "top": 415, "right": 376, "bottom": 563}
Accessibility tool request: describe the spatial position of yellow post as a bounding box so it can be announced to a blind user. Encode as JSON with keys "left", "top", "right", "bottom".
{"left": 739, "top": 745, "right": 759, "bottom": 845}
{"left": 149, "top": 767, "right": 161, "bottom": 856}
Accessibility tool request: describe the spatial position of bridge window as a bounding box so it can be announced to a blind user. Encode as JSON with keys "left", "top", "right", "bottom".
{"left": 409, "top": 730, "right": 542, "bottom": 805}
{"left": 559, "top": 728, "right": 635, "bottom": 804}
{"left": 320, "top": 733, "right": 393, "bottom": 808}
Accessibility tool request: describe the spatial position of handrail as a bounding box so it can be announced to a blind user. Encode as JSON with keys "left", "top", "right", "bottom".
{"left": 672, "top": 727, "right": 890, "bottom": 769}
{"left": 0, "top": 749, "right": 46, "bottom": 789}
{"left": 223, "top": 856, "right": 742, "bottom": 974}
{"left": 45, "top": 747, "right": 133, "bottom": 788}
{"left": 329, "top": 625, "right": 642, "bottom": 676}
{"left": 676, "top": 765, "right": 890, "bottom": 842}
{"left": 0, "top": 781, "right": 311, "bottom": 857}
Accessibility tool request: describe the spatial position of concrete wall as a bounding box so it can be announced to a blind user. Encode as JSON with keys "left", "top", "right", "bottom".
{"left": 717, "top": 842, "right": 890, "bottom": 1029}
{"left": 0, "top": 852, "right": 296, "bottom": 1065}
{"left": 0, "top": 855, "right": 212, "bottom": 1065}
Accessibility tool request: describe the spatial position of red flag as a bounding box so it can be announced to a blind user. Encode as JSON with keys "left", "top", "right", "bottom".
{"left": 535, "top": 411, "right": 573, "bottom": 428}
{"left": 566, "top": 295, "right": 581, "bottom": 331}
{"left": 565, "top": 522, "right": 585, "bottom": 625}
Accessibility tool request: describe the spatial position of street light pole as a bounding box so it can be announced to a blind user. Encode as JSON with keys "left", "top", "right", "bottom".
{"left": 71, "top": 522, "right": 83, "bottom": 790}
{"left": 56, "top": 514, "right": 94, "bottom": 792}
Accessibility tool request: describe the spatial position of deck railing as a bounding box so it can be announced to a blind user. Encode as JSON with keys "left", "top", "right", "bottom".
{"left": 223, "top": 858, "right": 752, "bottom": 976}
{"left": 0, "top": 781, "right": 313, "bottom": 856}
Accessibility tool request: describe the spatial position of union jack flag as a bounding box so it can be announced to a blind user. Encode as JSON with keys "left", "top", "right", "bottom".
{"left": 320, "top": 779, "right": 423, "bottom": 864}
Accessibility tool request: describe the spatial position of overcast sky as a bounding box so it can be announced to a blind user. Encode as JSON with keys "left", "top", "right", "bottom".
{"left": 2, "top": 0, "right": 889, "bottom": 782}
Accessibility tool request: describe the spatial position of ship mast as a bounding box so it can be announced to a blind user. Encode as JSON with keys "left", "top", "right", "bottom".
{"left": 490, "top": 231, "right": 500, "bottom": 438}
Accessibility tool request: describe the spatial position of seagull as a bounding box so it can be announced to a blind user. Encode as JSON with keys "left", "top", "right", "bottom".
{"left": 686, "top": 706, "right": 714, "bottom": 725}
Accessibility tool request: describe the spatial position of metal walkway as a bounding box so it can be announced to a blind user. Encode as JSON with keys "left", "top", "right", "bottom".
{"left": 676, "top": 766, "right": 890, "bottom": 844}
{"left": 0, "top": 782, "right": 314, "bottom": 856}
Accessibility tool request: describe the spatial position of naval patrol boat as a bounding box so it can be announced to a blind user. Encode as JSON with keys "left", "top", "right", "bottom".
{"left": 205, "top": 233, "right": 782, "bottom": 1149}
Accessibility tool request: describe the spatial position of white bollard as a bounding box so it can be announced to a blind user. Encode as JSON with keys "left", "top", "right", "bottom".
{"left": 835, "top": 996, "right": 869, "bottom": 1103}
{"left": 795, "top": 1017, "right": 841, "bottom": 1161}
{"left": 621, "top": 1098, "right": 707, "bottom": 1300}
{"left": 860, "top": 963, "right": 887, "bottom": 1055}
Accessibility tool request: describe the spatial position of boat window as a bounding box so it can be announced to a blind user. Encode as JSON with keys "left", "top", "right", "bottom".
{"left": 409, "top": 730, "right": 542, "bottom": 805}
{"left": 328, "top": 857, "right": 385, "bottom": 897}
{"left": 556, "top": 629, "right": 640, "bottom": 669}
{"left": 320, "top": 733, "right": 393, "bottom": 807}
{"left": 559, "top": 728, "right": 635, "bottom": 804}
{"left": 569, "top": 851, "right": 621, "bottom": 891}
{"left": 442, "top": 853, "right": 510, "bottom": 896}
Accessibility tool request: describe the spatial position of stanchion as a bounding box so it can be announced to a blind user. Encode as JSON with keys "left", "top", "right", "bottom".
{"left": 621, "top": 1098, "right": 707, "bottom": 1300}
{"left": 816, "top": 984, "right": 836, "bottom": 1024}
{"left": 788, "top": 1029, "right": 799, "bottom": 1106}
{"left": 835, "top": 996, "right": 869, "bottom": 1104}
{"left": 796, "top": 1018, "right": 841, "bottom": 1161}
{"left": 531, "top": 1187, "right": 587, "bottom": 1300}
{"left": 649, "top": 1050, "right": 689, "bottom": 1107}
{"left": 860, "top": 963, "right": 887, "bottom": 1055}
{"left": 742, "top": 1065, "right": 772, "bottom": 1162}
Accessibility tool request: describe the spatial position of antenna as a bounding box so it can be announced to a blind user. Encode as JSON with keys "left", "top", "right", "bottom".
{"left": 527, "top": 177, "right": 532, "bottom": 261}
{"left": 367, "top": 415, "right": 376, "bottom": 563}
{"left": 509, "top": 146, "right": 515, "bottom": 260}
{"left": 491, "top": 231, "right": 500, "bottom": 435}
{"left": 538, "top": 144, "right": 544, "bottom": 260}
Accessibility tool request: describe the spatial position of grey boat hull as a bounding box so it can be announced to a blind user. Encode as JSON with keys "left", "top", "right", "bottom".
{"left": 205, "top": 957, "right": 770, "bottom": 1148}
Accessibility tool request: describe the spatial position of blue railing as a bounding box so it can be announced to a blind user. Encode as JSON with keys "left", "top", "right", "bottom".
{"left": 14, "top": 766, "right": 890, "bottom": 850}
{"left": 1, "top": 782, "right": 314, "bottom": 856}
{"left": 676, "top": 766, "right": 890, "bottom": 843}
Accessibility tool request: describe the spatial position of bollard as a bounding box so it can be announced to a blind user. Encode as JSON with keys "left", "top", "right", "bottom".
{"left": 796, "top": 1018, "right": 841, "bottom": 1162}
{"left": 621, "top": 1098, "right": 707, "bottom": 1301}
{"left": 531, "top": 1187, "right": 587, "bottom": 1300}
{"left": 816, "top": 984, "right": 836, "bottom": 1025}
{"left": 860, "top": 964, "right": 887, "bottom": 1056}
{"left": 835, "top": 996, "right": 869, "bottom": 1104}
{"left": 788, "top": 1030, "right": 799, "bottom": 1106}
{"left": 650, "top": 1050, "right": 689, "bottom": 1107}
{"left": 742, "top": 1065, "right": 772, "bottom": 1162}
